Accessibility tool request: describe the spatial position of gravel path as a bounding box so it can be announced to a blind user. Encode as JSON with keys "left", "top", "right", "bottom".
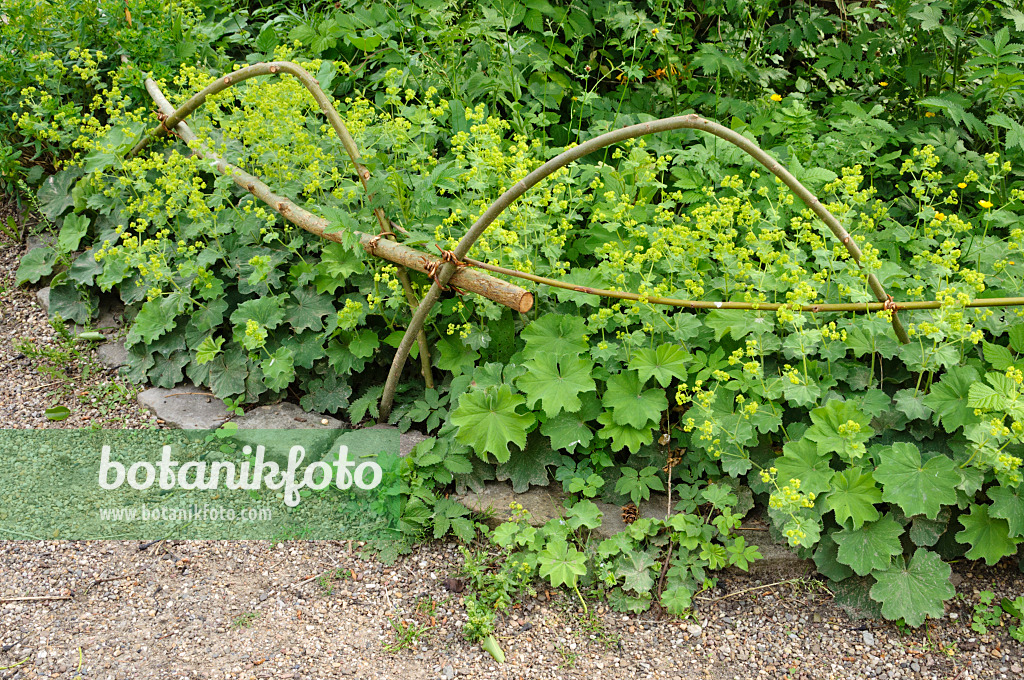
{"left": 1, "top": 230, "right": 1022, "bottom": 680}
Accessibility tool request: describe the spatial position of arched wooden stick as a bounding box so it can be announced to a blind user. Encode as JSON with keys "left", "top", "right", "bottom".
{"left": 130, "top": 63, "right": 444, "bottom": 383}
{"left": 378, "top": 113, "right": 910, "bottom": 420}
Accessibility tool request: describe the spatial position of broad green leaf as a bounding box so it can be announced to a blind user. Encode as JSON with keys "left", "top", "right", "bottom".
{"left": 893, "top": 388, "right": 932, "bottom": 421}
{"left": 834, "top": 514, "right": 904, "bottom": 576}
{"left": 57, "top": 213, "right": 89, "bottom": 253}
{"left": 813, "top": 533, "right": 855, "bottom": 582}
{"left": 874, "top": 443, "right": 959, "bottom": 519}
{"left": 603, "top": 371, "right": 668, "bottom": 429}
{"left": 617, "top": 550, "right": 657, "bottom": 594}
{"left": 286, "top": 287, "right": 335, "bottom": 332}
{"left": 540, "top": 393, "right": 600, "bottom": 451}
{"left": 148, "top": 349, "right": 190, "bottom": 388}
{"left": 982, "top": 340, "right": 1015, "bottom": 370}
{"left": 299, "top": 373, "right": 351, "bottom": 414}
{"left": 261, "top": 347, "right": 295, "bottom": 391}
{"left": 869, "top": 549, "right": 954, "bottom": 626}
{"left": 318, "top": 242, "right": 365, "bottom": 280}
{"left": 451, "top": 386, "right": 535, "bottom": 463}
{"left": 206, "top": 347, "right": 247, "bottom": 398}
{"left": 565, "top": 499, "right": 603, "bottom": 531}
{"left": 988, "top": 484, "right": 1024, "bottom": 537}
{"left": 804, "top": 399, "right": 872, "bottom": 461}
{"left": 629, "top": 343, "right": 690, "bottom": 387}
{"left": 230, "top": 295, "right": 286, "bottom": 330}
{"left": 705, "top": 309, "right": 759, "bottom": 341}
{"left": 660, "top": 586, "right": 693, "bottom": 616}
{"left": 15, "top": 246, "right": 56, "bottom": 286}
{"left": 909, "top": 508, "right": 951, "bottom": 547}
{"left": 45, "top": 405, "right": 71, "bottom": 421}
{"left": 538, "top": 541, "right": 587, "bottom": 588}
{"left": 956, "top": 504, "right": 1020, "bottom": 566}
{"left": 827, "top": 467, "right": 882, "bottom": 530}
{"left": 774, "top": 438, "right": 834, "bottom": 496}
{"left": 520, "top": 313, "right": 588, "bottom": 358}
{"left": 434, "top": 335, "right": 479, "bottom": 377}
{"left": 195, "top": 336, "right": 225, "bottom": 365}
{"left": 596, "top": 410, "right": 655, "bottom": 453}
{"left": 922, "top": 366, "right": 981, "bottom": 432}
{"left": 126, "top": 297, "right": 178, "bottom": 345}
{"left": 36, "top": 170, "right": 79, "bottom": 221}
{"left": 517, "top": 353, "right": 596, "bottom": 417}
{"left": 494, "top": 432, "right": 560, "bottom": 492}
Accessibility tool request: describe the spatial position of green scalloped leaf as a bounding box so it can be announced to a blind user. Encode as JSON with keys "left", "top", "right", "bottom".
{"left": 521, "top": 313, "right": 588, "bottom": 358}
{"left": 629, "top": 343, "right": 690, "bottom": 387}
{"left": 827, "top": 467, "right": 882, "bottom": 530}
{"left": 869, "top": 549, "right": 954, "bottom": 627}
{"left": 517, "top": 353, "right": 596, "bottom": 417}
{"left": 603, "top": 371, "right": 669, "bottom": 429}
{"left": 874, "top": 443, "right": 959, "bottom": 520}
{"left": 452, "top": 385, "right": 535, "bottom": 463}
{"left": 834, "top": 514, "right": 904, "bottom": 576}
{"left": 922, "top": 366, "right": 981, "bottom": 433}
{"left": 988, "top": 484, "right": 1024, "bottom": 537}
{"left": 774, "top": 437, "right": 834, "bottom": 497}
{"left": 956, "top": 504, "right": 1021, "bottom": 566}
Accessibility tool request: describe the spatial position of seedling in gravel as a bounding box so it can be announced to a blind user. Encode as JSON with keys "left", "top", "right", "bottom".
{"left": 971, "top": 590, "right": 1003, "bottom": 633}
{"left": 15, "top": 315, "right": 102, "bottom": 384}
{"left": 1002, "top": 595, "right": 1024, "bottom": 642}
{"left": 384, "top": 616, "right": 432, "bottom": 653}
{"left": 230, "top": 612, "right": 259, "bottom": 629}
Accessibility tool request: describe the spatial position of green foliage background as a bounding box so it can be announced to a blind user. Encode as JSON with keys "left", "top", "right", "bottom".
{"left": 5, "top": 0, "right": 1024, "bottom": 626}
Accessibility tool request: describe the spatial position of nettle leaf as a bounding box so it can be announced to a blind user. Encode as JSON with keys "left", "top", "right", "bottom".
{"left": 617, "top": 550, "right": 658, "bottom": 594}
{"left": 982, "top": 340, "right": 1015, "bottom": 370}
{"left": 874, "top": 443, "right": 959, "bottom": 520}
{"left": 538, "top": 541, "right": 587, "bottom": 588}
{"left": 300, "top": 373, "right": 352, "bottom": 414}
{"left": 774, "top": 438, "right": 834, "bottom": 496}
{"left": 517, "top": 353, "right": 596, "bottom": 417}
{"left": 520, "top": 313, "right": 588, "bottom": 358}
{"left": 629, "top": 343, "right": 691, "bottom": 387}
{"left": 286, "top": 287, "right": 335, "bottom": 332}
{"left": 804, "top": 399, "right": 872, "bottom": 461}
{"left": 451, "top": 385, "right": 535, "bottom": 463}
{"left": 834, "top": 514, "right": 904, "bottom": 576}
{"left": 922, "top": 366, "right": 981, "bottom": 432}
{"left": 869, "top": 549, "right": 954, "bottom": 627}
{"left": 956, "top": 504, "right": 1021, "bottom": 566}
{"left": 596, "top": 410, "right": 654, "bottom": 453}
{"left": 495, "top": 432, "right": 560, "bottom": 492}
{"left": 603, "top": 371, "right": 668, "bottom": 429}
{"left": 988, "top": 484, "right": 1024, "bottom": 537}
{"left": 827, "top": 467, "right": 882, "bottom": 530}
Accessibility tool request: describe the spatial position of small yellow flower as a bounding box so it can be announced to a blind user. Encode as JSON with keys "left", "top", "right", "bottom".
{"left": 979, "top": 200, "right": 994, "bottom": 209}
{"left": 925, "top": 111, "right": 936, "bottom": 118}
{"left": 958, "top": 182, "right": 967, "bottom": 189}
{"left": 879, "top": 81, "right": 888, "bottom": 87}
{"left": 651, "top": 27, "right": 659, "bottom": 36}
{"left": 770, "top": 93, "right": 782, "bottom": 102}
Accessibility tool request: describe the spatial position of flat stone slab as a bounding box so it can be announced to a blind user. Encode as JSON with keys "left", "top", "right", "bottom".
{"left": 366, "top": 424, "right": 431, "bottom": 457}
{"left": 95, "top": 342, "right": 128, "bottom": 368}
{"left": 458, "top": 481, "right": 566, "bottom": 528}
{"left": 137, "top": 383, "right": 229, "bottom": 429}
{"left": 36, "top": 286, "right": 49, "bottom": 312}
{"left": 230, "top": 402, "right": 343, "bottom": 457}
